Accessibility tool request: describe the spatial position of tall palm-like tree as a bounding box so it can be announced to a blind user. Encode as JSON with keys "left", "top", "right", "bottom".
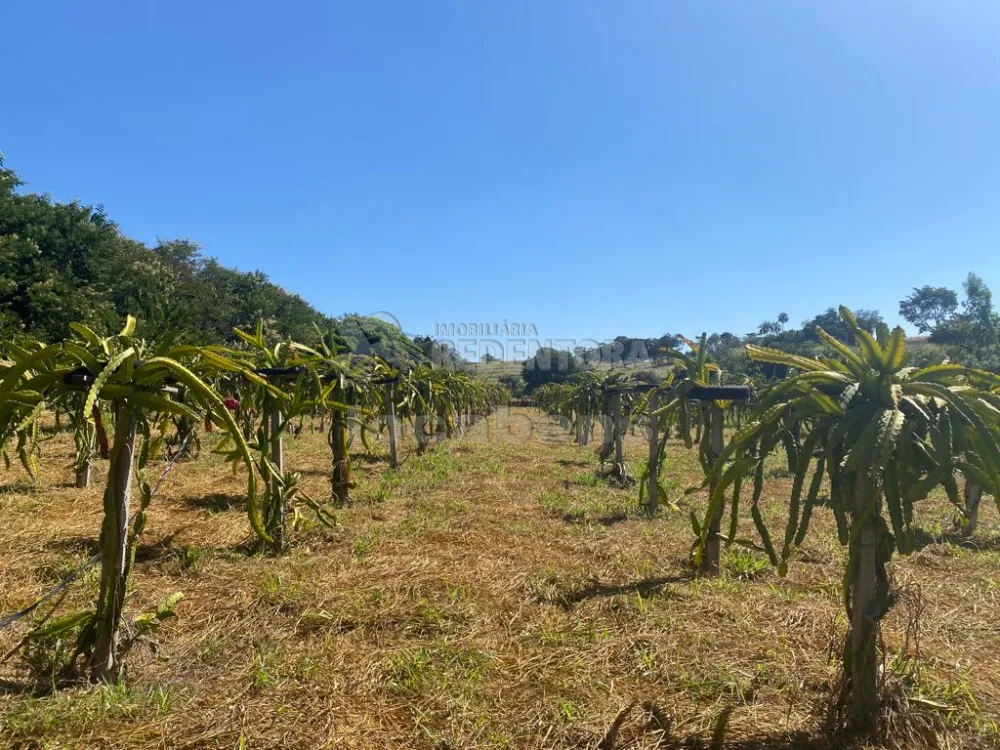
{"left": 566, "top": 371, "right": 603, "bottom": 445}
{"left": 231, "top": 322, "right": 335, "bottom": 548}
{"left": 533, "top": 382, "right": 572, "bottom": 418}
{"left": 658, "top": 334, "right": 736, "bottom": 573}
{"left": 596, "top": 372, "right": 636, "bottom": 485}
{"left": 310, "top": 330, "right": 372, "bottom": 505}
{"left": 406, "top": 365, "right": 459, "bottom": 454}
{"left": 953, "top": 379, "right": 1000, "bottom": 535}
{"left": 324, "top": 359, "right": 367, "bottom": 505}
{"left": 705, "top": 307, "right": 1000, "bottom": 735}
{"left": 1, "top": 317, "right": 258, "bottom": 682}
{"left": 0, "top": 335, "right": 53, "bottom": 480}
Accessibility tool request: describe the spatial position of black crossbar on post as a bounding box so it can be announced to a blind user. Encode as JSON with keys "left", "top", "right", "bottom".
{"left": 255, "top": 366, "right": 305, "bottom": 381}
{"left": 255, "top": 368, "right": 402, "bottom": 386}
{"left": 597, "top": 381, "right": 751, "bottom": 402}
{"left": 686, "top": 385, "right": 752, "bottom": 402}
{"left": 62, "top": 367, "right": 179, "bottom": 395}
{"left": 64, "top": 366, "right": 95, "bottom": 388}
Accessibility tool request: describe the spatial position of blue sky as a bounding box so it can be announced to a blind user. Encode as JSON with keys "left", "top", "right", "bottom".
{"left": 3, "top": 1, "right": 999, "bottom": 353}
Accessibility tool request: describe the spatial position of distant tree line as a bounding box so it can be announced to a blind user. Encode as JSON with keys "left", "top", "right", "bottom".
{"left": 0, "top": 156, "right": 425, "bottom": 365}
{"left": 517, "top": 273, "right": 999, "bottom": 392}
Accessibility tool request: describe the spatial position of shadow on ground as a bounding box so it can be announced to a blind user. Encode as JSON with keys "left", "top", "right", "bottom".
{"left": 599, "top": 703, "right": 869, "bottom": 750}
{"left": 558, "top": 510, "right": 634, "bottom": 527}
{"left": 181, "top": 492, "right": 247, "bottom": 513}
{"left": 550, "top": 574, "right": 693, "bottom": 608}
{"left": 912, "top": 526, "right": 1000, "bottom": 552}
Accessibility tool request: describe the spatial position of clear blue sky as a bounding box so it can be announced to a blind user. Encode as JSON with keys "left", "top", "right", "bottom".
{"left": 3, "top": 1, "right": 999, "bottom": 352}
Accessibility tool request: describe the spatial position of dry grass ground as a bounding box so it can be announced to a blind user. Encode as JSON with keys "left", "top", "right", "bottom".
{"left": 1, "top": 408, "right": 999, "bottom": 749}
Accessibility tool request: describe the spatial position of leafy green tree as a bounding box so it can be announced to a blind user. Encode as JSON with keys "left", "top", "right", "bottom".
{"left": 804, "top": 307, "right": 883, "bottom": 343}
{"left": 0, "top": 159, "right": 123, "bottom": 339}
{"left": 521, "top": 347, "right": 579, "bottom": 392}
{"left": 1, "top": 158, "right": 418, "bottom": 349}
{"left": 497, "top": 373, "right": 525, "bottom": 398}
{"left": 413, "top": 335, "right": 464, "bottom": 367}
{"left": 332, "top": 314, "right": 425, "bottom": 368}
{"left": 960, "top": 273, "right": 999, "bottom": 354}
{"left": 929, "top": 274, "right": 1000, "bottom": 368}
{"left": 899, "top": 285, "right": 959, "bottom": 334}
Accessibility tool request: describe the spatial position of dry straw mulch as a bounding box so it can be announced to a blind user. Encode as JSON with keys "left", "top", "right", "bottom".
{"left": 1, "top": 408, "right": 999, "bottom": 749}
